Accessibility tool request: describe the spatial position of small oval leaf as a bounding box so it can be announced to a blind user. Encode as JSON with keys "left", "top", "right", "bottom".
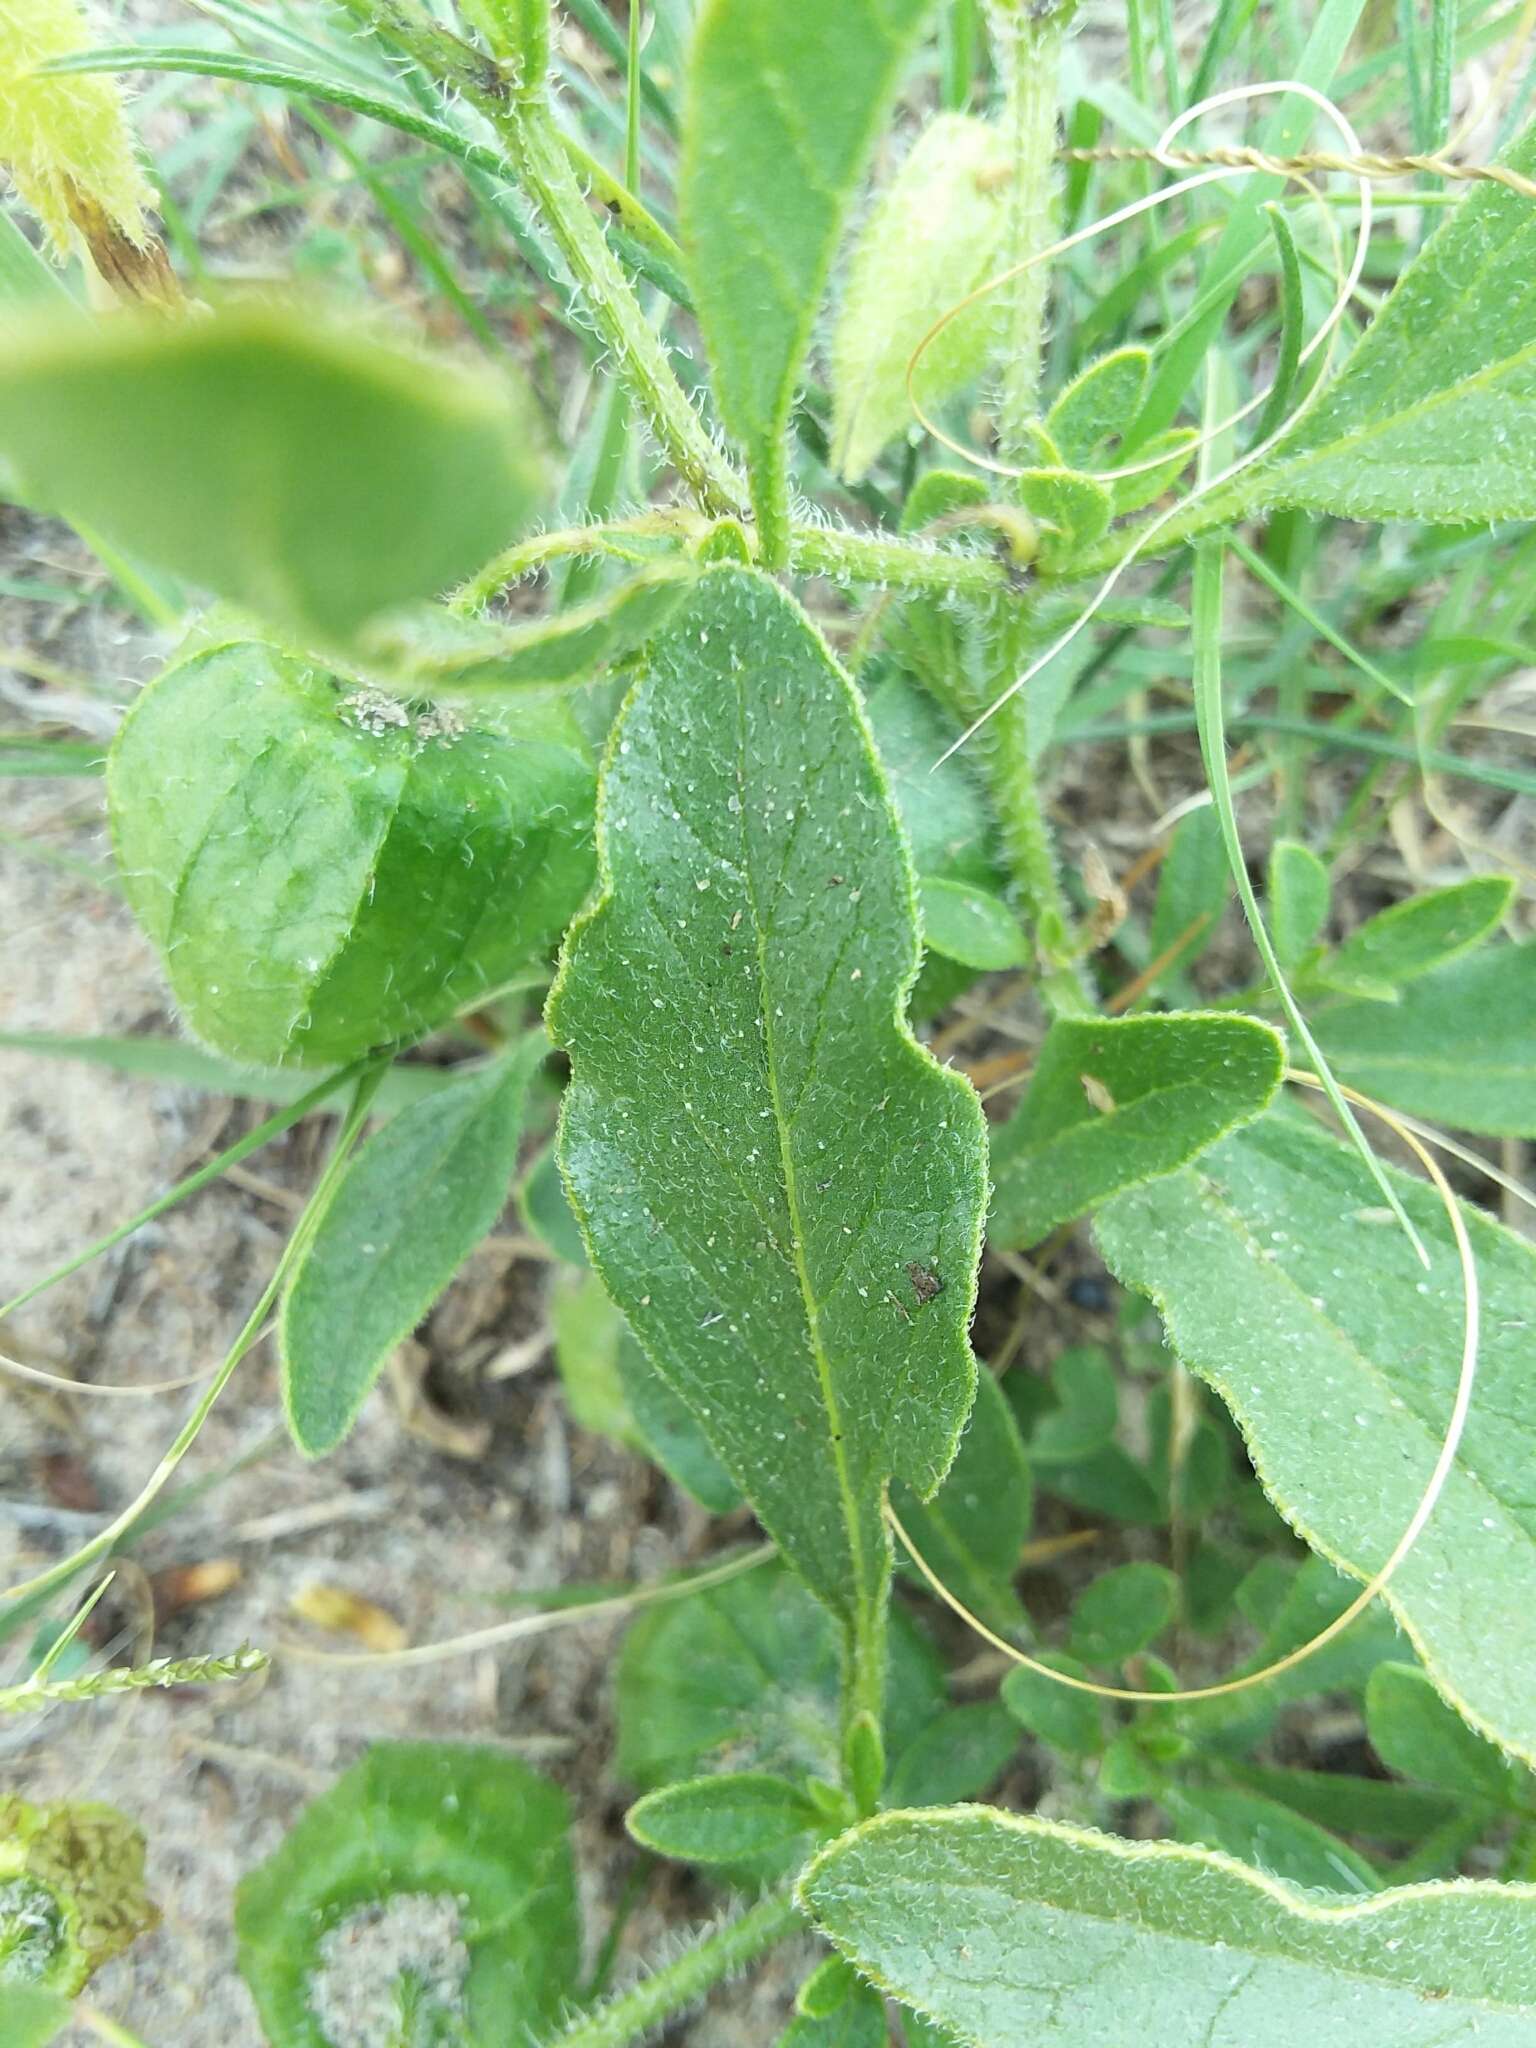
{"left": 281, "top": 1039, "right": 544, "bottom": 1456}
{"left": 627, "top": 1773, "right": 824, "bottom": 1865}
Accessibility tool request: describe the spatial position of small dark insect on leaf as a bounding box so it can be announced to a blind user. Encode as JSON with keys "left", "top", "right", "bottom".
{"left": 907, "top": 1261, "right": 942, "bottom": 1304}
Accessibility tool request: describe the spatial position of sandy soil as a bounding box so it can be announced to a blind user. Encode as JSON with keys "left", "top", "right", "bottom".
{"left": 0, "top": 522, "right": 793, "bottom": 2045}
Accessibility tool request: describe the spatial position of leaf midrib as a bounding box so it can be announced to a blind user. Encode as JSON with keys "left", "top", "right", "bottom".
{"left": 734, "top": 667, "right": 877, "bottom": 1636}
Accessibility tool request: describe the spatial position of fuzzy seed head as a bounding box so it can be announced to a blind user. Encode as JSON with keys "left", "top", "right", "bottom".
{"left": 0, "top": 0, "right": 155, "bottom": 260}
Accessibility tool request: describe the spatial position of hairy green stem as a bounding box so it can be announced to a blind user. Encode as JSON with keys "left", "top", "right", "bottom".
{"left": 987, "top": 2, "right": 1067, "bottom": 465}
{"left": 788, "top": 524, "right": 1021, "bottom": 598}
{"left": 980, "top": 681, "right": 1094, "bottom": 1014}
{"left": 342, "top": 0, "right": 739, "bottom": 512}
{"left": 457, "top": 514, "right": 1033, "bottom": 609}
{"left": 539, "top": 1895, "right": 802, "bottom": 2048}
{"left": 508, "top": 107, "right": 741, "bottom": 511}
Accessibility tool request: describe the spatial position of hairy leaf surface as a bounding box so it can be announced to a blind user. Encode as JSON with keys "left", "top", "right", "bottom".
{"left": 551, "top": 567, "right": 987, "bottom": 1629}
{"left": 800, "top": 1808, "right": 1536, "bottom": 2046}
{"left": 627, "top": 1773, "right": 826, "bottom": 1865}
{"left": 1097, "top": 1111, "right": 1536, "bottom": 1762}
{"left": 1309, "top": 942, "right": 1536, "bottom": 1134}
{"left": 1316, "top": 876, "right": 1512, "bottom": 998}
{"left": 109, "top": 641, "right": 594, "bottom": 1067}
{"left": 891, "top": 1367, "right": 1031, "bottom": 1633}
{"left": 681, "top": 0, "right": 938, "bottom": 522}
{"left": 1241, "top": 117, "right": 1536, "bottom": 524}
{"left": 988, "top": 1013, "right": 1284, "bottom": 1248}
{"left": 831, "top": 113, "right": 1009, "bottom": 481}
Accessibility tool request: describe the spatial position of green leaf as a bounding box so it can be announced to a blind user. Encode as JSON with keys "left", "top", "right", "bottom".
{"left": 627, "top": 1773, "right": 826, "bottom": 1865}
{"left": 891, "top": 1367, "right": 1032, "bottom": 1632}
{"left": 1222, "top": 1762, "right": 1457, "bottom": 1846}
{"left": 1068, "top": 1562, "right": 1177, "bottom": 1665}
{"left": 1045, "top": 346, "right": 1152, "bottom": 466}
{"left": 234, "top": 1743, "right": 579, "bottom": 2048}
{"left": 918, "top": 876, "right": 1029, "bottom": 970}
{"left": 799, "top": 1807, "right": 1536, "bottom": 2047}
{"left": 616, "top": 1562, "right": 946, "bottom": 1794}
{"left": 3, "top": 1984, "right": 71, "bottom": 2048}
{"left": 0, "top": 1030, "right": 456, "bottom": 1115}
{"left": 1018, "top": 470, "right": 1113, "bottom": 571}
{"left": 1149, "top": 807, "right": 1228, "bottom": 980}
{"left": 617, "top": 1328, "right": 744, "bottom": 1514}
{"left": 1025, "top": 1346, "right": 1119, "bottom": 1464}
{"left": 615, "top": 1559, "right": 942, "bottom": 1790}
{"left": 884, "top": 1702, "right": 1019, "bottom": 1808}
{"left": 1096, "top": 1110, "right": 1536, "bottom": 1764}
{"left": 1041, "top": 1442, "right": 1164, "bottom": 1526}
{"left": 779, "top": 1979, "right": 888, "bottom": 2048}
{"left": 1108, "top": 426, "right": 1199, "bottom": 517}
{"left": 1310, "top": 941, "right": 1536, "bottom": 1135}
{"left": 519, "top": 1142, "right": 588, "bottom": 1265}
{"left": 0, "top": 737, "right": 101, "bottom": 778}
{"left": 1317, "top": 877, "right": 1513, "bottom": 997}
{"left": 831, "top": 113, "right": 1010, "bottom": 481}
{"left": 550, "top": 566, "right": 987, "bottom": 1642}
{"left": 988, "top": 1012, "right": 1285, "bottom": 1249}
{"left": 615, "top": 1559, "right": 945, "bottom": 1883}
{"left": 1180, "top": 1555, "right": 1408, "bottom": 1758}
{"left": 1249, "top": 116, "right": 1536, "bottom": 525}
{"left": 797, "top": 1954, "right": 858, "bottom": 2019}
{"left": 373, "top": 563, "right": 698, "bottom": 692}
{"left": 1163, "top": 1785, "right": 1381, "bottom": 1896}
{"left": 109, "top": 640, "right": 594, "bottom": 1068}
{"left": 1268, "top": 840, "right": 1331, "bottom": 974}
{"left": 1000, "top": 1653, "right": 1106, "bottom": 1758}
{"left": 280, "top": 1040, "right": 543, "bottom": 1456}
{"left": 681, "top": 0, "right": 940, "bottom": 542}
{"left": 550, "top": 1266, "right": 636, "bottom": 1444}
{"left": 1366, "top": 1663, "right": 1517, "bottom": 1805}
{"left": 865, "top": 670, "right": 1001, "bottom": 889}
{"left": 0, "top": 304, "right": 547, "bottom": 641}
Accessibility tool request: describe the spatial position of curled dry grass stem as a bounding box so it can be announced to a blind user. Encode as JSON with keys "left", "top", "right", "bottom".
{"left": 889, "top": 1068, "right": 1481, "bottom": 1706}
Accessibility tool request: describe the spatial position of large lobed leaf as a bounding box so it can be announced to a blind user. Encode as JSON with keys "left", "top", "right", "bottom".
{"left": 681, "top": 0, "right": 939, "bottom": 528}
{"left": 551, "top": 566, "right": 988, "bottom": 1633}
{"left": 1096, "top": 1110, "right": 1536, "bottom": 1763}
{"left": 799, "top": 1807, "right": 1536, "bottom": 2046}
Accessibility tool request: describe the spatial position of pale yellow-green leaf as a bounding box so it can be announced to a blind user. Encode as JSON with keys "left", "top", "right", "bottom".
{"left": 831, "top": 114, "right": 1010, "bottom": 481}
